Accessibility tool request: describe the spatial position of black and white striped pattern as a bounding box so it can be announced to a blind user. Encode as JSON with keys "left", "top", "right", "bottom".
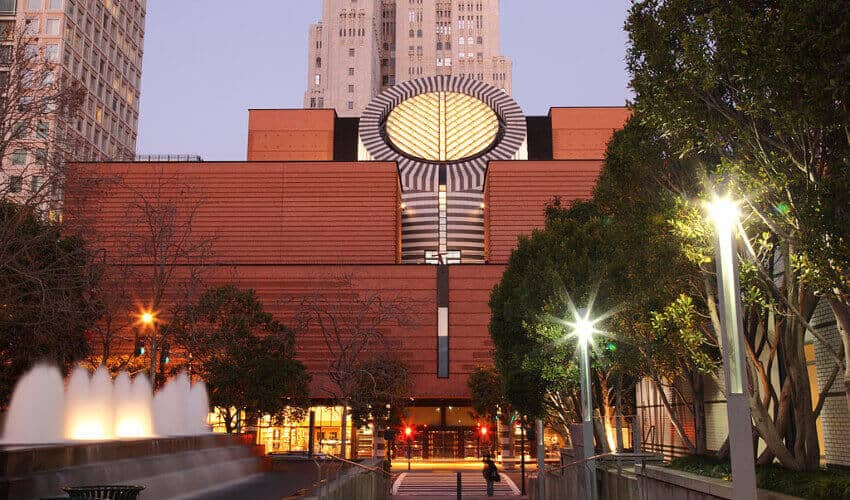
{"left": 392, "top": 472, "right": 521, "bottom": 497}
{"left": 359, "top": 76, "right": 527, "bottom": 263}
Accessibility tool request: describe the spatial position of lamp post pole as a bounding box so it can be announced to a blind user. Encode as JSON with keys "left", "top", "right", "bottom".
{"left": 577, "top": 312, "right": 597, "bottom": 500}
{"left": 711, "top": 197, "right": 757, "bottom": 500}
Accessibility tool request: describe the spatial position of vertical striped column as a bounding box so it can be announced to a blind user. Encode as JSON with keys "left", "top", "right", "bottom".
{"left": 437, "top": 264, "right": 449, "bottom": 378}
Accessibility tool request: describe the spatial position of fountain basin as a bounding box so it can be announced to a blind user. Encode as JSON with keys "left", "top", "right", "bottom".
{"left": 0, "top": 435, "right": 262, "bottom": 499}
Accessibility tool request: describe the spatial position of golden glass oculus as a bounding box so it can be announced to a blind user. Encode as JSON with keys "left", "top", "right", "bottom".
{"left": 384, "top": 91, "right": 500, "bottom": 162}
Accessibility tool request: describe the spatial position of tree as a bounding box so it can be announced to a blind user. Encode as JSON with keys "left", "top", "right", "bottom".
{"left": 0, "top": 26, "right": 87, "bottom": 211}
{"left": 489, "top": 200, "right": 628, "bottom": 448}
{"left": 116, "top": 172, "right": 212, "bottom": 385}
{"left": 594, "top": 118, "right": 720, "bottom": 455}
{"left": 171, "top": 285, "right": 310, "bottom": 434}
{"left": 347, "top": 357, "right": 412, "bottom": 430}
{"left": 625, "top": 0, "right": 850, "bottom": 470}
{"left": 626, "top": 0, "right": 850, "bottom": 428}
{"left": 0, "top": 202, "right": 99, "bottom": 407}
{"left": 294, "top": 274, "right": 418, "bottom": 459}
{"left": 468, "top": 365, "right": 508, "bottom": 423}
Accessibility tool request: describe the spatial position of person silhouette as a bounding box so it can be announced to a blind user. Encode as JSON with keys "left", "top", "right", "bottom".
{"left": 482, "top": 454, "right": 499, "bottom": 496}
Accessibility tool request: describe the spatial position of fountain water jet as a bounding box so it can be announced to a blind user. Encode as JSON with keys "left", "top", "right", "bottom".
{"left": 2, "top": 365, "right": 209, "bottom": 444}
{"left": 2, "top": 364, "right": 64, "bottom": 443}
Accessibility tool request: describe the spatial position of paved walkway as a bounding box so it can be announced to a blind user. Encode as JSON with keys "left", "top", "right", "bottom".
{"left": 392, "top": 471, "right": 521, "bottom": 498}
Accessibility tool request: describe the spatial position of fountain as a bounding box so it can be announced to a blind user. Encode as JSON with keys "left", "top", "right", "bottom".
{"left": 1, "top": 364, "right": 207, "bottom": 444}
{"left": 0, "top": 365, "right": 261, "bottom": 499}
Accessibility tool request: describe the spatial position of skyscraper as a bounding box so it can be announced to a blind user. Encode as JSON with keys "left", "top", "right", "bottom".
{"left": 1, "top": 0, "right": 145, "bottom": 163}
{"left": 305, "top": 0, "right": 512, "bottom": 117}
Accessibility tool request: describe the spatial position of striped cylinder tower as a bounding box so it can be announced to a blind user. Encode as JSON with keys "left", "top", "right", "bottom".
{"left": 358, "top": 76, "right": 527, "bottom": 264}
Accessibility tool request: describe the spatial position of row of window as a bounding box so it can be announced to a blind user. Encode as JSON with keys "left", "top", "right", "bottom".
{"left": 25, "top": 0, "right": 63, "bottom": 11}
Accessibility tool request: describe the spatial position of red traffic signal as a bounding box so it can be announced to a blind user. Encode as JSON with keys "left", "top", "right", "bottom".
{"left": 480, "top": 425, "right": 489, "bottom": 437}
{"left": 404, "top": 426, "right": 413, "bottom": 438}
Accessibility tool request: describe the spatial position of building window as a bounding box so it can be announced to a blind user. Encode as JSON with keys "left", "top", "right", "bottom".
{"left": 437, "top": 41, "right": 442, "bottom": 50}
{"left": 348, "top": 48, "right": 355, "bottom": 57}
{"left": 49, "top": 0, "right": 61, "bottom": 9}
{"left": 476, "top": 36, "right": 482, "bottom": 44}
{"left": 348, "top": 67, "right": 354, "bottom": 75}
{"left": 315, "top": 57, "right": 321, "bottom": 68}
{"left": 348, "top": 84, "right": 354, "bottom": 93}
{"left": 24, "top": 19, "right": 39, "bottom": 35}
{"left": 318, "top": 98, "right": 324, "bottom": 107}
{"left": 416, "top": 29, "right": 422, "bottom": 37}
{"left": 8, "top": 175, "right": 22, "bottom": 193}
{"left": 45, "top": 44, "right": 59, "bottom": 61}
{"left": 315, "top": 74, "right": 320, "bottom": 86}
{"left": 27, "top": 0, "right": 41, "bottom": 10}
{"left": 408, "top": 29, "right": 414, "bottom": 38}
{"left": 347, "top": 101, "right": 354, "bottom": 110}
{"left": 30, "top": 175, "right": 42, "bottom": 193}
{"left": 12, "top": 149, "right": 27, "bottom": 165}
{"left": 45, "top": 19, "right": 60, "bottom": 35}
{"left": 310, "top": 97, "right": 316, "bottom": 108}
{"left": 458, "top": 36, "right": 464, "bottom": 45}
{"left": 34, "top": 148, "right": 46, "bottom": 164}
{"left": 36, "top": 121, "right": 49, "bottom": 138}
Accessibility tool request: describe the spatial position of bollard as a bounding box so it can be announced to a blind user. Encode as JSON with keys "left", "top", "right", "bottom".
{"left": 456, "top": 471, "right": 462, "bottom": 499}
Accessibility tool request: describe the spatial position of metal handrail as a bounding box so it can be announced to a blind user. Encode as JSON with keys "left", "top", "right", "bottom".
{"left": 323, "top": 454, "right": 399, "bottom": 478}
{"left": 534, "top": 452, "right": 618, "bottom": 475}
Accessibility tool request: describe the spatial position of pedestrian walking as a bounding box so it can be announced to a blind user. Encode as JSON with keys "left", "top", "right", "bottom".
{"left": 482, "top": 454, "right": 500, "bottom": 496}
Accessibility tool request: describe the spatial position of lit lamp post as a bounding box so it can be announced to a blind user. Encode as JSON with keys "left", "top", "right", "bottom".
{"left": 708, "top": 195, "right": 757, "bottom": 499}
{"left": 139, "top": 310, "right": 158, "bottom": 384}
{"left": 573, "top": 308, "right": 597, "bottom": 500}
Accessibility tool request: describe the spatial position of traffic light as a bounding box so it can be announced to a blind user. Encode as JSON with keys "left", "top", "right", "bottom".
{"left": 480, "top": 425, "right": 489, "bottom": 438}
{"left": 134, "top": 337, "right": 145, "bottom": 356}
{"left": 159, "top": 343, "right": 170, "bottom": 364}
{"left": 404, "top": 425, "right": 412, "bottom": 439}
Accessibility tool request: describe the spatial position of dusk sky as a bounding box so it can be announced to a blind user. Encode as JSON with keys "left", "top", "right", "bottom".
{"left": 136, "top": 1, "right": 632, "bottom": 160}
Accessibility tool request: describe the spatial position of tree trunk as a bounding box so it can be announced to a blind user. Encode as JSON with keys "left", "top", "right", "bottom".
{"left": 340, "top": 404, "right": 348, "bottom": 459}
{"left": 690, "top": 373, "right": 707, "bottom": 456}
{"left": 829, "top": 297, "right": 850, "bottom": 416}
{"left": 649, "top": 374, "right": 696, "bottom": 453}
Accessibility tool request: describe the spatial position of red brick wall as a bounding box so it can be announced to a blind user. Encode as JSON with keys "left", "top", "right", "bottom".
{"left": 65, "top": 162, "right": 401, "bottom": 265}
{"left": 446, "top": 265, "right": 505, "bottom": 393}
{"left": 550, "top": 107, "right": 630, "bottom": 160}
{"left": 484, "top": 161, "right": 602, "bottom": 264}
{"left": 247, "top": 109, "right": 336, "bottom": 161}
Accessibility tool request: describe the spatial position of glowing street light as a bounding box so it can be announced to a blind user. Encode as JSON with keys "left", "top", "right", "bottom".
{"left": 707, "top": 193, "right": 757, "bottom": 500}
{"left": 573, "top": 307, "right": 597, "bottom": 500}
{"left": 140, "top": 311, "right": 154, "bottom": 325}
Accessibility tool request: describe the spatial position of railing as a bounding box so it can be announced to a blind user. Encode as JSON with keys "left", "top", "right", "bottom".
{"left": 308, "top": 454, "right": 396, "bottom": 500}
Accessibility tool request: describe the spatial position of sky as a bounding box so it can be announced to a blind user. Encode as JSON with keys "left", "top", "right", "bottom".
{"left": 136, "top": 1, "right": 633, "bottom": 160}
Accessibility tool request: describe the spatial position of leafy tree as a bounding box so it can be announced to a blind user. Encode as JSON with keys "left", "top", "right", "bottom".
{"left": 594, "top": 119, "right": 720, "bottom": 455}
{"left": 626, "top": 0, "right": 850, "bottom": 432}
{"left": 0, "top": 202, "right": 99, "bottom": 407}
{"left": 489, "top": 199, "right": 626, "bottom": 446}
{"left": 171, "top": 285, "right": 310, "bottom": 434}
{"left": 468, "top": 365, "right": 507, "bottom": 422}
{"left": 625, "top": 0, "right": 849, "bottom": 470}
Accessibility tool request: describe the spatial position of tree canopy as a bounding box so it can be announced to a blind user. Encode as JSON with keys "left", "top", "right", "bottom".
{"left": 0, "top": 202, "right": 99, "bottom": 407}
{"left": 170, "top": 285, "right": 310, "bottom": 433}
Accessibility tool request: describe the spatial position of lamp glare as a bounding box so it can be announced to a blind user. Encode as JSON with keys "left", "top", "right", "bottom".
{"left": 708, "top": 196, "right": 739, "bottom": 231}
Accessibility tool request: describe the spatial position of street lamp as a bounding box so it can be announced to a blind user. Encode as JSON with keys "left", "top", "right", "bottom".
{"left": 138, "top": 308, "right": 159, "bottom": 385}
{"left": 573, "top": 308, "right": 597, "bottom": 500}
{"left": 708, "top": 194, "right": 757, "bottom": 500}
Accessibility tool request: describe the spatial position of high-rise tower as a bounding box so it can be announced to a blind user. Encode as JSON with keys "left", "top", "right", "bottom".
{"left": 305, "top": 0, "right": 512, "bottom": 117}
